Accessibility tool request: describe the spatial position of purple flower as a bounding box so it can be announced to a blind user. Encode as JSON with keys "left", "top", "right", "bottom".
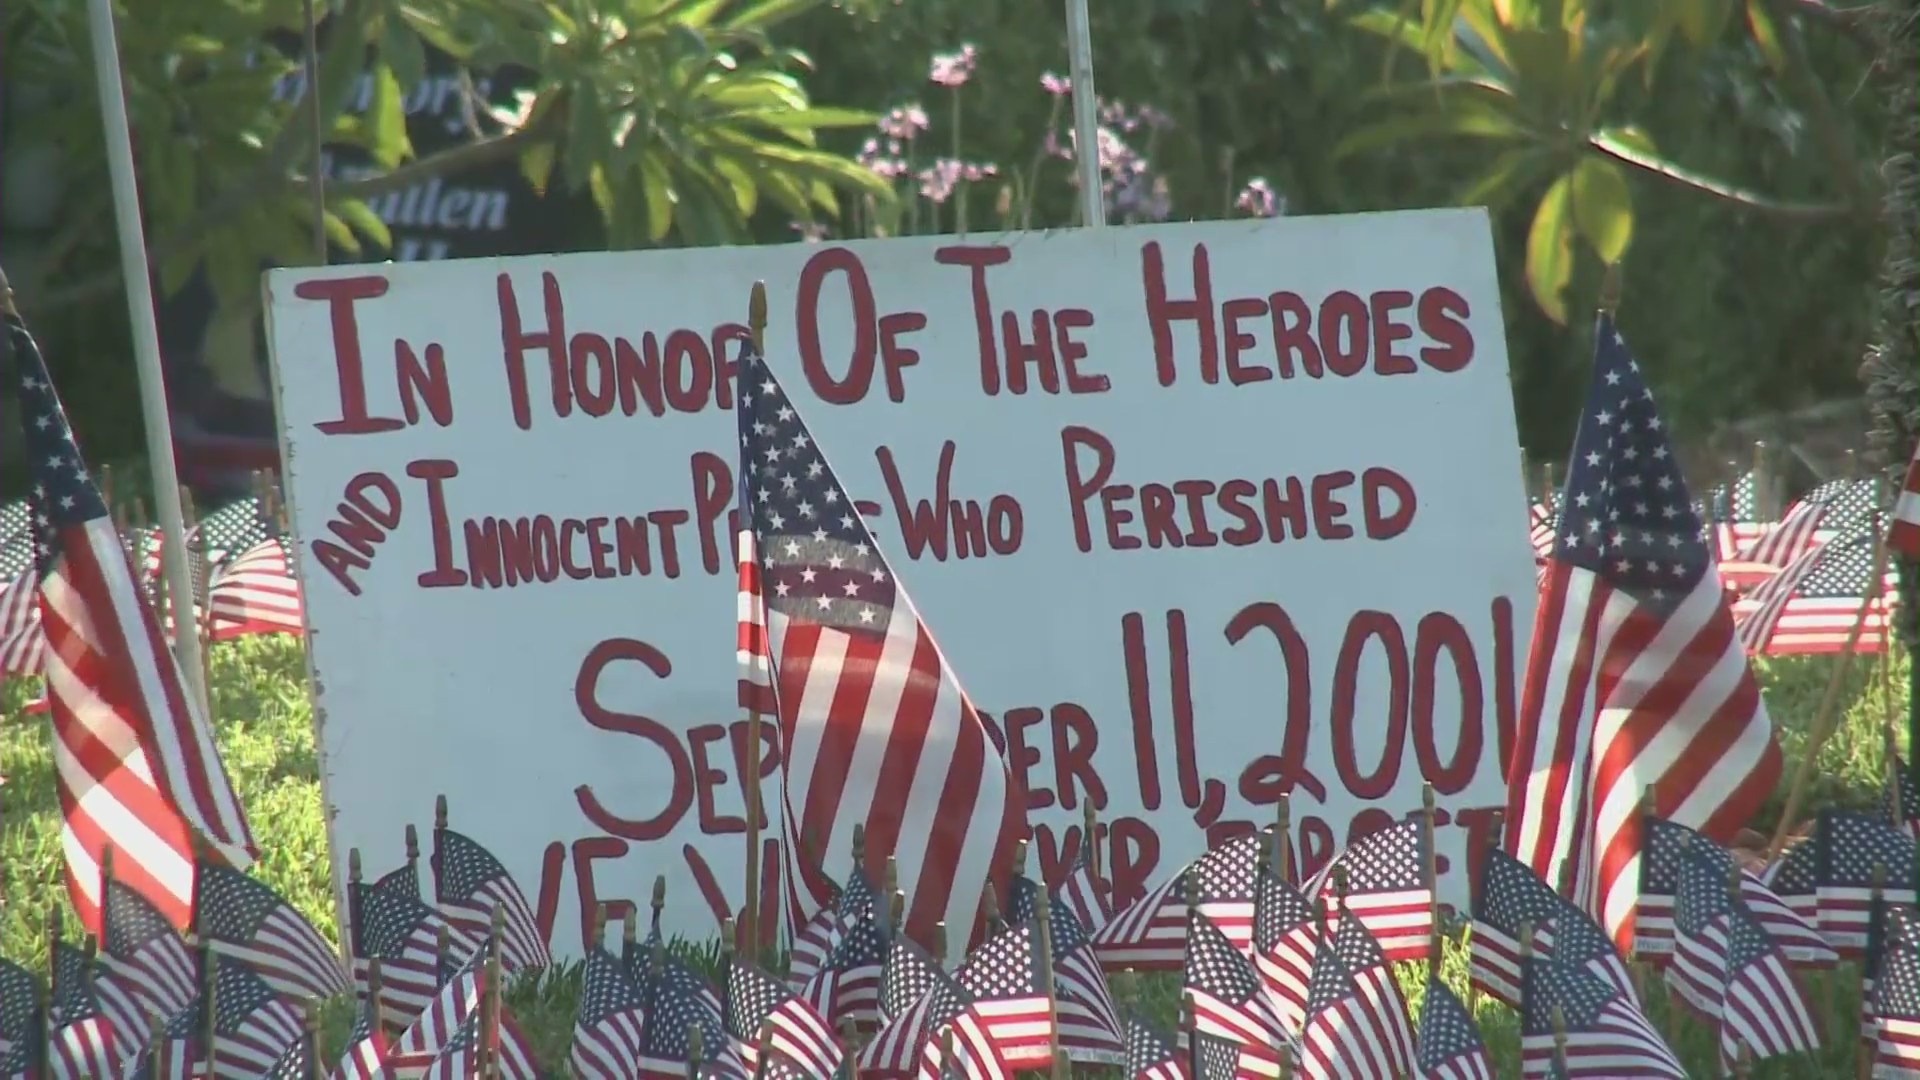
{"left": 929, "top": 45, "right": 978, "bottom": 88}
{"left": 792, "top": 221, "right": 829, "bottom": 243}
{"left": 1040, "top": 72, "right": 1072, "bottom": 96}
{"left": 916, "top": 158, "right": 998, "bottom": 203}
{"left": 857, "top": 138, "right": 908, "bottom": 180}
{"left": 1235, "top": 178, "right": 1285, "bottom": 218}
{"left": 877, "top": 105, "right": 929, "bottom": 141}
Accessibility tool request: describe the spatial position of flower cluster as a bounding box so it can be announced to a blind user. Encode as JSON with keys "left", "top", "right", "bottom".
{"left": 842, "top": 44, "right": 1288, "bottom": 234}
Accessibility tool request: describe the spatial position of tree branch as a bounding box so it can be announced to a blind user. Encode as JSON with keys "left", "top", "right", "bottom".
{"left": 1588, "top": 132, "right": 1854, "bottom": 220}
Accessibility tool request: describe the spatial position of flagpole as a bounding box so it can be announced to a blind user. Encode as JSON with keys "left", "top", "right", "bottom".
{"left": 742, "top": 281, "right": 769, "bottom": 960}
{"left": 83, "top": 0, "right": 211, "bottom": 715}
{"left": 1062, "top": 0, "right": 1105, "bottom": 230}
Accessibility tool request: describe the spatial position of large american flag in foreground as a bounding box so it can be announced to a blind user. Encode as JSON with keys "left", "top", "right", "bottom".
{"left": 1504, "top": 313, "right": 1780, "bottom": 953}
{"left": 6, "top": 317, "right": 256, "bottom": 931}
{"left": 736, "top": 339, "right": 1019, "bottom": 940}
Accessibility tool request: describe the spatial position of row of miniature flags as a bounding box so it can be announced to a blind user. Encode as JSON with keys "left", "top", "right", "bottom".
{"left": 1528, "top": 456, "right": 1919, "bottom": 656}
{"left": 2, "top": 767, "right": 1916, "bottom": 1078}
{"left": 0, "top": 479, "right": 305, "bottom": 692}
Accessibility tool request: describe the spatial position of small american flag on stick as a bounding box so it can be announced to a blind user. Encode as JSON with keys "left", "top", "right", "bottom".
{"left": 1182, "top": 910, "right": 1289, "bottom": 1075}
{"left": 1714, "top": 899, "right": 1821, "bottom": 1073}
{"left": 1518, "top": 956, "right": 1682, "bottom": 1079}
{"left": 193, "top": 856, "right": 348, "bottom": 1001}
{"left": 1305, "top": 820, "right": 1431, "bottom": 964}
{"left": 726, "top": 954, "right": 842, "bottom": 1080}
{"left": 1814, "top": 810, "right": 1918, "bottom": 955}
{"left": 1249, "top": 863, "right": 1319, "bottom": 1036}
{"left": 6, "top": 317, "right": 256, "bottom": 931}
{"left": 431, "top": 815, "right": 550, "bottom": 974}
{"left": 1296, "top": 908, "right": 1412, "bottom": 1080}
{"left": 1634, "top": 816, "right": 1832, "bottom": 967}
{"left": 1870, "top": 906, "right": 1920, "bottom": 1075}
{"left": 1470, "top": 847, "right": 1632, "bottom": 1009}
{"left": 1414, "top": 976, "right": 1492, "bottom": 1080}
{"left": 1122, "top": 1016, "right": 1183, "bottom": 1080}
{"left": 737, "top": 329, "right": 1020, "bottom": 942}
{"left": 1504, "top": 314, "right": 1780, "bottom": 953}
{"left": 570, "top": 946, "right": 647, "bottom": 1080}
{"left": 45, "top": 938, "right": 115, "bottom": 1078}
{"left": 1008, "top": 873, "right": 1124, "bottom": 1063}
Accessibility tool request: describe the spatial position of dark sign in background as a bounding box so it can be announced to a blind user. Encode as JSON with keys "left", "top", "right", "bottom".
{"left": 160, "top": 36, "right": 600, "bottom": 497}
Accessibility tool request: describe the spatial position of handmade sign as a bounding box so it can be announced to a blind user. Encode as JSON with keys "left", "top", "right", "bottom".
{"left": 263, "top": 211, "right": 1537, "bottom": 956}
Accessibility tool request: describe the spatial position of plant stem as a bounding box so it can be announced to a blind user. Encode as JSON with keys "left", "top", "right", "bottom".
{"left": 951, "top": 88, "right": 966, "bottom": 235}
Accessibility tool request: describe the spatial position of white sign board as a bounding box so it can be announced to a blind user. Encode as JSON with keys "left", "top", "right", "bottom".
{"left": 265, "top": 211, "right": 1537, "bottom": 956}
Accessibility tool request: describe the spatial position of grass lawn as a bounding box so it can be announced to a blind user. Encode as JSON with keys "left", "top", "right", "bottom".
{"left": 0, "top": 634, "right": 1907, "bottom": 1077}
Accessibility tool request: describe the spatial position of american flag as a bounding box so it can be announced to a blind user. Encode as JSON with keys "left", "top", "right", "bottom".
{"left": 1008, "top": 873, "right": 1124, "bottom": 1063}
{"left": 1743, "top": 477, "right": 1876, "bottom": 567}
{"left": 348, "top": 874, "right": 444, "bottom": 1027}
{"left": 1714, "top": 900, "right": 1821, "bottom": 1072}
{"left": 727, "top": 957, "right": 843, "bottom": 1079}
{"left": 1123, "top": 1017, "right": 1184, "bottom": 1080}
{"left": 1183, "top": 912, "right": 1289, "bottom": 1075}
{"left": 1890, "top": 441, "right": 1920, "bottom": 560}
{"left": 1871, "top": 906, "right": 1920, "bottom": 1075}
{"left": 955, "top": 923, "right": 1053, "bottom": 1069}
{"left": 431, "top": 826, "right": 551, "bottom": 973}
{"left": 787, "top": 904, "right": 844, "bottom": 994}
{"left": 1665, "top": 842, "right": 1739, "bottom": 1018}
{"left": 824, "top": 875, "right": 889, "bottom": 1028}
{"left": 879, "top": 937, "right": 944, "bottom": 1028}
{"left": 263, "top": 1034, "right": 312, "bottom": 1079}
{"left": 641, "top": 950, "right": 745, "bottom": 1079}
{"left": 386, "top": 949, "right": 486, "bottom": 1074}
{"left": 1861, "top": 893, "right": 1894, "bottom": 1040}
{"left": 0, "top": 498, "right": 45, "bottom": 678}
{"left": 46, "top": 939, "right": 116, "bottom": 1078}
{"left": 1298, "top": 909, "right": 1411, "bottom": 1080}
{"left": 1056, "top": 837, "right": 1112, "bottom": 934}
{"left": 1815, "top": 810, "right": 1918, "bottom": 954}
{"left": 0, "top": 957, "right": 41, "bottom": 1079}
{"left": 1189, "top": 833, "right": 1265, "bottom": 953}
{"left": 99, "top": 873, "right": 198, "bottom": 1050}
{"left": 1518, "top": 959, "right": 1681, "bottom": 1079}
{"left": 865, "top": 968, "right": 1005, "bottom": 1080}
{"left": 1414, "top": 977, "right": 1491, "bottom": 1080}
{"left": 1736, "top": 521, "right": 1897, "bottom": 655}
{"left": 1094, "top": 871, "right": 1187, "bottom": 970}
{"left": 207, "top": 532, "right": 304, "bottom": 639}
{"left": 1469, "top": 847, "right": 1632, "bottom": 1009}
{"left": 417, "top": 1003, "right": 539, "bottom": 1079}
{"left": 1700, "top": 472, "right": 1767, "bottom": 566}
{"left": 737, "top": 437, "right": 777, "bottom": 718}
{"left": 570, "top": 946, "right": 647, "bottom": 1080}
{"left": 1250, "top": 864, "right": 1320, "bottom": 1035}
{"left": 1761, "top": 834, "right": 1820, "bottom": 927}
{"left": 1305, "top": 820, "right": 1431, "bottom": 963}
{"left": 1193, "top": 1030, "right": 1265, "bottom": 1080}
{"left": 125, "top": 951, "right": 304, "bottom": 1078}
{"left": 736, "top": 343, "right": 1020, "bottom": 942}
{"left": 329, "top": 989, "right": 388, "bottom": 1080}
{"left": 1633, "top": 816, "right": 1832, "bottom": 966}
{"left": 1883, "top": 755, "right": 1920, "bottom": 839}
{"left": 193, "top": 857, "right": 349, "bottom": 1000}
{"left": 1506, "top": 315, "right": 1781, "bottom": 955}
{"left": 7, "top": 318, "right": 257, "bottom": 931}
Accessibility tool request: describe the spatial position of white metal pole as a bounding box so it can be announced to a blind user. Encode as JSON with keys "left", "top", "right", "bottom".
{"left": 1064, "top": 0, "right": 1107, "bottom": 229}
{"left": 85, "top": 0, "right": 212, "bottom": 714}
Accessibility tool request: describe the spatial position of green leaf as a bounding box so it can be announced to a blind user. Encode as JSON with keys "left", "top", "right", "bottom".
{"left": 724, "top": 0, "right": 821, "bottom": 31}
{"left": 638, "top": 153, "right": 676, "bottom": 242}
{"left": 1570, "top": 156, "right": 1632, "bottom": 263}
{"left": 562, "top": 85, "right": 610, "bottom": 192}
{"left": 1745, "top": 0, "right": 1787, "bottom": 71}
{"left": 1588, "top": 129, "right": 1845, "bottom": 215}
{"left": 519, "top": 141, "right": 557, "bottom": 196}
{"left": 1676, "top": 0, "right": 1733, "bottom": 44}
{"left": 365, "top": 64, "right": 413, "bottom": 169}
{"left": 321, "top": 210, "right": 363, "bottom": 256}
{"left": 1455, "top": 145, "right": 1553, "bottom": 208}
{"left": 1525, "top": 172, "right": 1574, "bottom": 324}
{"left": 379, "top": 15, "right": 428, "bottom": 95}
{"left": 329, "top": 198, "right": 393, "bottom": 251}
{"left": 1332, "top": 99, "right": 1530, "bottom": 160}
{"left": 1594, "top": 124, "right": 1657, "bottom": 157}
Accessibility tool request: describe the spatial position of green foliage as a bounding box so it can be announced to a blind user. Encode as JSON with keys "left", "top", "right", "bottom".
{"left": 0, "top": 635, "right": 1905, "bottom": 1074}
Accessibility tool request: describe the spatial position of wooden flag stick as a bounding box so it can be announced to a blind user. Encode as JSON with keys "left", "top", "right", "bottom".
{"left": 1274, "top": 795, "right": 1292, "bottom": 884}
{"left": 1421, "top": 782, "right": 1440, "bottom": 978}
{"left": 1770, "top": 529, "right": 1894, "bottom": 858}
{"left": 1276, "top": 1041, "right": 1293, "bottom": 1080}
{"left": 366, "top": 958, "right": 385, "bottom": 1040}
{"left": 685, "top": 1023, "right": 704, "bottom": 1080}
{"left": 1551, "top": 1004, "right": 1568, "bottom": 1076}
{"left": 741, "top": 280, "right": 770, "bottom": 962}
{"left": 1860, "top": 862, "right": 1887, "bottom": 1080}
{"left": 1516, "top": 920, "right": 1534, "bottom": 1039}
{"left": 41, "top": 907, "right": 60, "bottom": 1080}
{"left": 147, "top": 1008, "right": 165, "bottom": 1080}
{"left": 752, "top": 1024, "right": 775, "bottom": 1080}
{"left": 1033, "top": 886, "right": 1065, "bottom": 1080}
{"left": 1082, "top": 798, "right": 1100, "bottom": 882}
{"left": 178, "top": 485, "right": 216, "bottom": 713}
{"left": 481, "top": 906, "right": 505, "bottom": 1080}
{"left": 302, "top": 997, "right": 323, "bottom": 1080}
{"left": 1180, "top": 990, "right": 1198, "bottom": 1078}
{"left": 980, "top": 880, "right": 1003, "bottom": 936}
{"left": 404, "top": 824, "right": 420, "bottom": 885}
{"left": 199, "top": 941, "right": 218, "bottom": 1079}
{"left": 839, "top": 1018, "right": 862, "bottom": 1077}
{"left": 652, "top": 874, "right": 667, "bottom": 938}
